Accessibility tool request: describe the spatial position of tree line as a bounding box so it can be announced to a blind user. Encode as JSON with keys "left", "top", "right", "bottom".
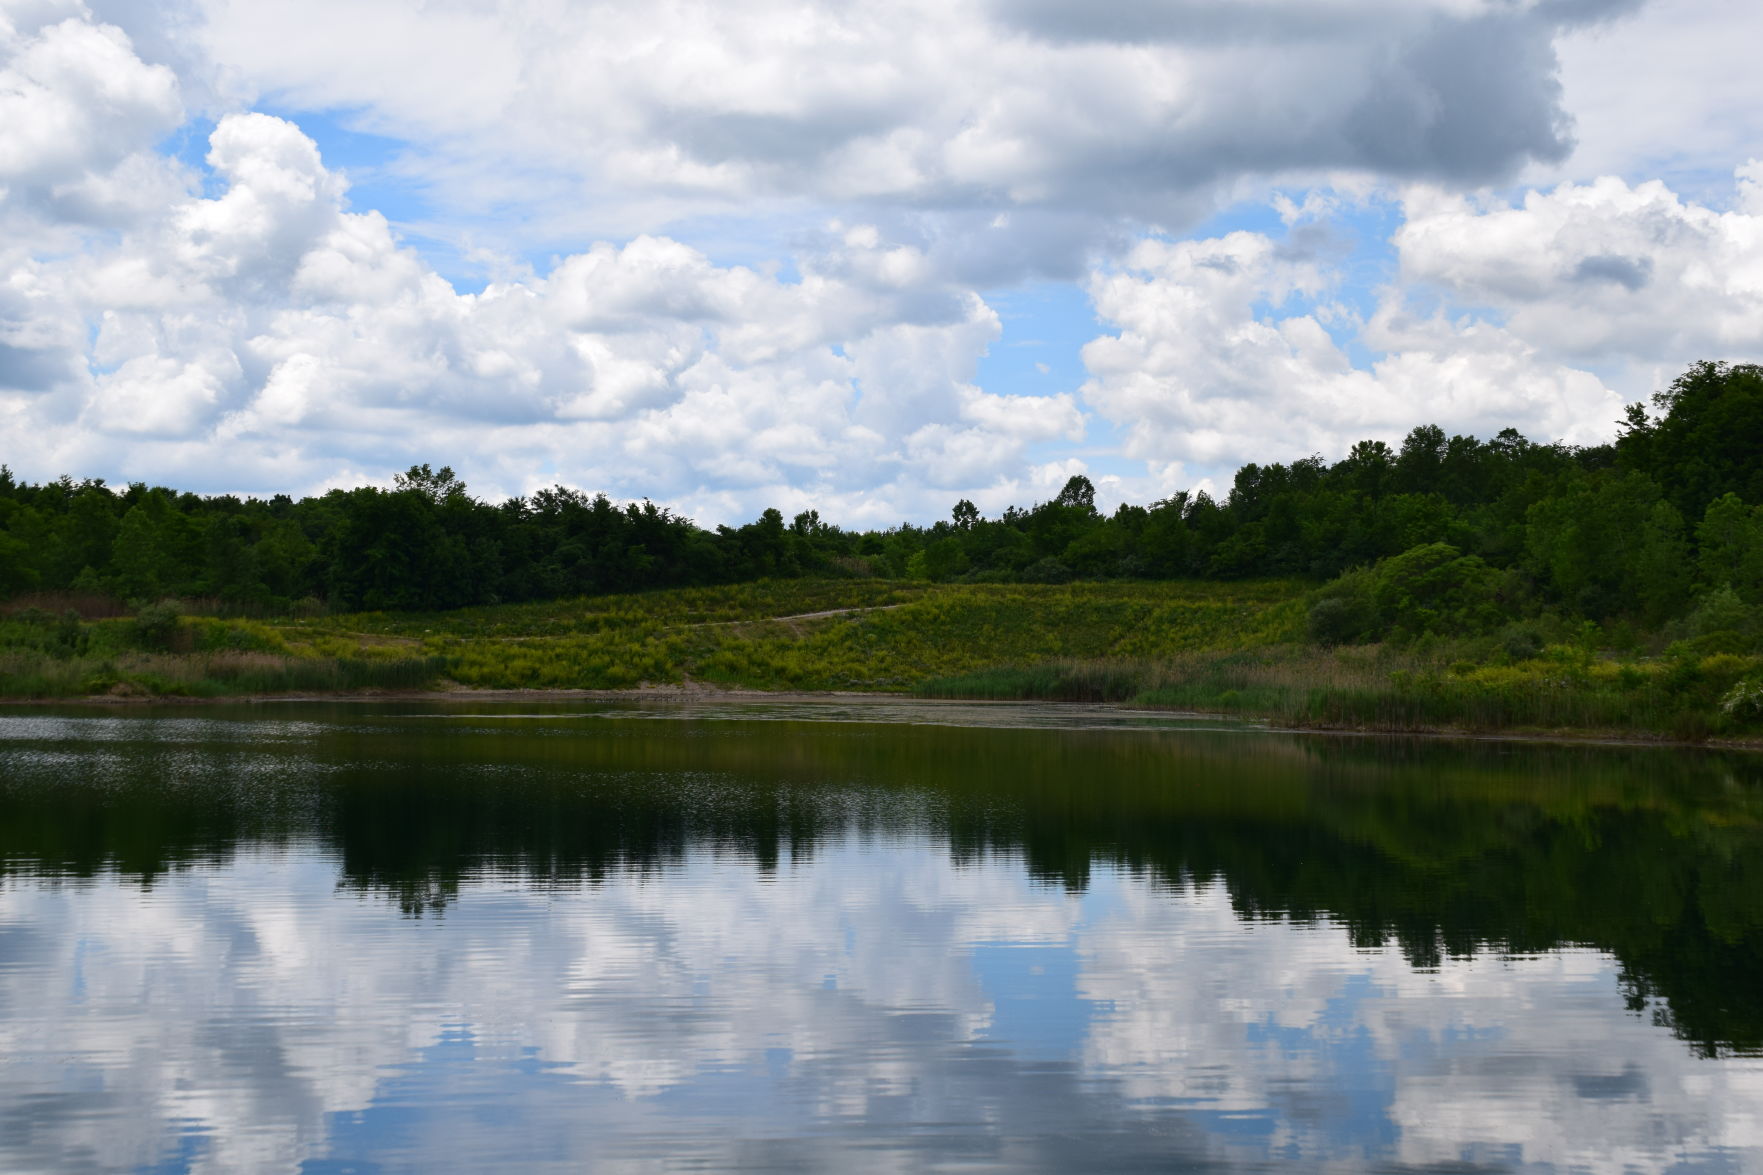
{"left": 3, "top": 361, "right": 1761, "bottom": 632}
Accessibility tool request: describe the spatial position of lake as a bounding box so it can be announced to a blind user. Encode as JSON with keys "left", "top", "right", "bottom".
{"left": 2, "top": 699, "right": 1760, "bottom": 1173}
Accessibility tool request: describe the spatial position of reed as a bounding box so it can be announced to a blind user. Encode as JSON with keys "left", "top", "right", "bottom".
{"left": 914, "top": 643, "right": 1763, "bottom": 740}
{"left": 0, "top": 649, "right": 451, "bottom": 698}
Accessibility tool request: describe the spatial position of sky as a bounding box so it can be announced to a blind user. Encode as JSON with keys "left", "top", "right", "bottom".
{"left": 2, "top": 0, "right": 1762, "bottom": 525}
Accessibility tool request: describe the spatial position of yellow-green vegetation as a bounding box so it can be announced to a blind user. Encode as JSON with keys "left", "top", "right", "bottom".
{"left": 0, "top": 579, "right": 1304, "bottom": 698}
{"left": 5, "top": 577, "right": 1762, "bottom": 743}
{"left": 274, "top": 578, "right": 1306, "bottom": 691}
{"left": 310, "top": 579, "right": 927, "bottom": 637}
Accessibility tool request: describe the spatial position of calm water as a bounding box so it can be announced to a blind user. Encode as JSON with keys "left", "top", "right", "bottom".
{"left": 2, "top": 700, "right": 1761, "bottom": 1173}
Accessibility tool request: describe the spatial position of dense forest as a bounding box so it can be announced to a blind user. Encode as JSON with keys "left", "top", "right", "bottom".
{"left": 3, "top": 361, "right": 1761, "bottom": 643}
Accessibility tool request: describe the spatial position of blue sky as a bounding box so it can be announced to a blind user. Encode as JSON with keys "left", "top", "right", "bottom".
{"left": 3, "top": 0, "right": 1763, "bottom": 522}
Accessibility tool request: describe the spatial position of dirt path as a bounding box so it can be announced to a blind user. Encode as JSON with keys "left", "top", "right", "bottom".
{"left": 366, "top": 603, "right": 914, "bottom": 644}
{"left": 680, "top": 602, "right": 907, "bottom": 630}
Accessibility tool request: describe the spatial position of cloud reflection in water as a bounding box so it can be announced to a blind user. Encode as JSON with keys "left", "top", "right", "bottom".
{"left": 2, "top": 840, "right": 1760, "bottom": 1174}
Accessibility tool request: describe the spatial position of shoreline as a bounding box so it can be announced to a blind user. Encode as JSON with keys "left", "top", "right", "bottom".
{"left": 5, "top": 683, "right": 1760, "bottom": 751}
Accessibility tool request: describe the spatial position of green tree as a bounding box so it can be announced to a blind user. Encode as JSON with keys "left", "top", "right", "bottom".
{"left": 1526, "top": 471, "right": 1689, "bottom": 622}
{"left": 1054, "top": 475, "right": 1096, "bottom": 512}
{"left": 0, "top": 498, "right": 46, "bottom": 595}
{"left": 738, "top": 508, "right": 795, "bottom": 578}
{"left": 256, "top": 518, "right": 318, "bottom": 600}
{"left": 50, "top": 485, "right": 120, "bottom": 588}
{"left": 909, "top": 536, "right": 969, "bottom": 581}
{"left": 1335, "top": 439, "right": 1394, "bottom": 499}
{"left": 1138, "top": 496, "right": 1193, "bottom": 577}
{"left": 1392, "top": 424, "right": 1447, "bottom": 495}
{"left": 0, "top": 529, "right": 37, "bottom": 595}
{"left": 110, "top": 491, "right": 197, "bottom": 601}
{"left": 1637, "top": 361, "right": 1763, "bottom": 520}
{"left": 1696, "top": 494, "right": 1763, "bottom": 603}
{"left": 1063, "top": 521, "right": 1126, "bottom": 577}
{"left": 394, "top": 463, "right": 468, "bottom": 505}
{"left": 327, "top": 488, "right": 467, "bottom": 610}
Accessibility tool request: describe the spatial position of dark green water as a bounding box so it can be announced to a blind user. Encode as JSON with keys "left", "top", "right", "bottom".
{"left": 2, "top": 700, "right": 1761, "bottom": 1173}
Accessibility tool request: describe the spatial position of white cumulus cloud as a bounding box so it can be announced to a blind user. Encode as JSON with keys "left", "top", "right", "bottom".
{"left": 168, "top": 0, "right": 1635, "bottom": 261}
{"left": 1396, "top": 170, "right": 1763, "bottom": 367}
{"left": 1078, "top": 228, "right": 1624, "bottom": 488}
{"left": 0, "top": 28, "right": 1081, "bottom": 522}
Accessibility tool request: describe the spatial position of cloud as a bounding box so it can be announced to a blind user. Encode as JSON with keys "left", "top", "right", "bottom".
{"left": 1078, "top": 162, "right": 1763, "bottom": 489}
{"left": 1550, "top": 0, "right": 1763, "bottom": 191}
{"left": 175, "top": 0, "right": 1626, "bottom": 245}
{"left": 994, "top": 0, "right": 1641, "bottom": 45}
{"left": 0, "top": 47, "right": 1079, "bottom": 521}
{"left": 0, "top": 5, "right": 182, "bottom": 206}
{"left": 1395, "top": 171, "right": 1763, "bottom": 366}
{"left": 1077, "top": 228, "right": 1624, "bottom": 487}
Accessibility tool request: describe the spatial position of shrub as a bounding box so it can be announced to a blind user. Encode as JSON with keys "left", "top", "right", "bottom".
{"left": 1722, "top": 679, "right": 1763, "bottom": 724}
{"left": 1373, "top": 543, "right": 1513, "bottom": 638}
{"left": 1682, "top": 585, "right": 1758, "bottom": 647}
{"left": 131, "top": 600, "right": 184, "bottom": 650}
{"left": 1307, "top": 566, "right": 1379, "bottom": 645}
{"left": 1307, "top": 544, "right": 1522, "bottom": 646}
{"left": 1498, "top": 622, "right": 1545, "bottom": 662}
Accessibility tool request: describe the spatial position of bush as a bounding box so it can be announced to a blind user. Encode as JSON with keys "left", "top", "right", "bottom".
{"left": 1022, "top": 557, "right": 1074, "bottom": 585}
{"left": 1722, "top": 679, "right": 1763, "bottom": 724}
{"left": 0, "top": 608, "right": 87, "bottom": 656}
{"left": 1373, "top": 543, "right": 1514, "bottom": 638}
{"left": 1498, "top": 622, "right": 1545, "bottom": 662}
{"left": 1682, "top": 585, "right": 1759, "bottom": 647}
{"left": 1307, "top": 566, "right": 1379, "bottom": 645}
{"left": 130, "top": 600, "right": 184, "bottom": 650}
{"left": 1306, "top": 544, "right": 1523, "bottom": 647}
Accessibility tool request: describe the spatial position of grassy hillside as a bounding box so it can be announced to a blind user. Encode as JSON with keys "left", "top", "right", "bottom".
{"left": 5, "top": 578, "right": 1762, "bottom": 743}
{"left": 0, "top": 579, "right": 1301, "bottom": 698}
{"left": 276, "top": 578, "right": 1307, "bottom": 692}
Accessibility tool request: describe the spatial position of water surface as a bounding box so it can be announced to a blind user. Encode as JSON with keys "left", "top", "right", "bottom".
{"left": 2, "top": 700, "right": 1761, "bottom": 1173}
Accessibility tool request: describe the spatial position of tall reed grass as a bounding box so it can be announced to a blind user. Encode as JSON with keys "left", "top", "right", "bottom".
{"left": 0, "top": 649, "right": 449, "bottom": 699}
{"left": 915, "top": 644, "right": 1763, "bottom": 740}
{"left": 0, "top": 591, "right": 128, "bottom": 619}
